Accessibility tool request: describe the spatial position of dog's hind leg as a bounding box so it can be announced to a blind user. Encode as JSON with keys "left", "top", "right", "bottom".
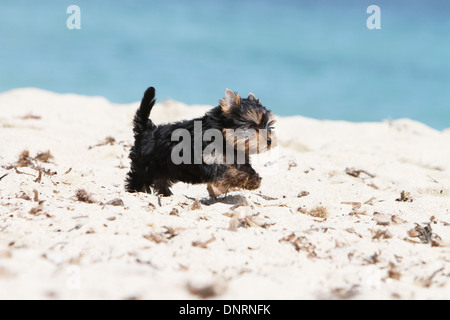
{"left": 125, "top": 169, "right": 152, "bottom": 193}
{"left": 153, "top": 179, "right": 173, "bottom": 196}
{"left": 125, "top": 151, "right": 153, "bottom": 193}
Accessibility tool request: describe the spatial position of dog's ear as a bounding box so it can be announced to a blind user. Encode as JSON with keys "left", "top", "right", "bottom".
{"left": 220, "top": 89, "right": 241, "bottom": 113}
{"left": 247, "top": 92, "right": 261, "bottom": 104}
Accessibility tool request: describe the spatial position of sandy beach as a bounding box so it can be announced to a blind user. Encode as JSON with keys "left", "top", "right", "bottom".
{"left": 0, "top": 88, "right": 449, "bottom": 299}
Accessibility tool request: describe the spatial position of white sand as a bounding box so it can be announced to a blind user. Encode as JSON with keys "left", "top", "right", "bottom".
{"left": 0, "top": 88, "right": 449, "bottom": 299}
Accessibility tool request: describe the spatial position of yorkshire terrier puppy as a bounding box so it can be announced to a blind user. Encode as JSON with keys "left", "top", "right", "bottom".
{"left": 125, "top": 87, "right": 277, "bottom": 197}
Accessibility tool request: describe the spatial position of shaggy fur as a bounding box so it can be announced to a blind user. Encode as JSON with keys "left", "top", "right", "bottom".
{"left": 125, "top": 87, "right": 276, "bottom": 196}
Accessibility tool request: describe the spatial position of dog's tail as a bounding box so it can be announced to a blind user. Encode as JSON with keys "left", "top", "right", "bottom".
{"left": 133, "top": 86, "right": 156, "bottom": 136}
{"left": 125, "top": 87, "right": 156, "bottom": 193}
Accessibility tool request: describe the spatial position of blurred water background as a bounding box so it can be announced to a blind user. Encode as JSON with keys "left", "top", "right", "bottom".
{"left": 1, "top": 0, "right": 449, "bottom": 129}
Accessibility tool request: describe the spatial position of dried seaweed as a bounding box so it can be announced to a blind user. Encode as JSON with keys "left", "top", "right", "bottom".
{"left": 256, "top": 193, "right": 277, "bottom": 201}
{"left": 279, "top": 233, "right": 317, "bottom": 258}
{"left": 191, "top": 200, "right": 202, "bottom": 210}
{"left": 373, "top": 212, "right": 390, "bottom": 226}
{"left": 329, "top": 285, "right": 359, "bottom": 299}
{"left": 299, "top": 205, "right": 328, "bottom": 218}
{"left": 29, "top": 205, "right": 43, "bottom": 215}
{"left": 135, "top": 258, "right": 158, "bottom": 269}
{"left": 364, "top": 251, "right": 381, "bottom": 265}
{"left": 16, "top": 191, "right": 31, "bottom": 201}
{"left": 35, "top": 151, "right": 53, "bottom": 163}
{"left": 29, "top": 204, "right": 51, "bottom": 217}
{"left": 415, "top": 267, "right": 444, "bottom": 288}
{"left": 143, "top": 227, "right": 182, "bottom": 243}
{"left": 34, "top": 170, "right": 42, "bottom": 183}
{"left": 105, "top": 198, "right": 124, "bottom": 206}
{"left": 33, "top": 189, "right": 39, "bottom": 202}
{"left": 192, "top": 236, "right": 216, "bottom": 249}
{"left": 345, "top": 228, "right": 362, "bottom": 238}
{"left": 371, "top": 229, "right": 392, "bottom": 240}
{"left": 36, "top": 166, "right": 57, "bottom": 176}
{"left": 345, "top": 167, "right": 375, "bottom": 179}
{"left": 68, "top": 223, "right": 82, "bottom": 232}
{"left": 297, "top": 191, "right": 309, "bottom": 198}
{"left": 20, "top": 113, "right": 41, "bottom": 120}
{"left": 75, "top": 189, "right": 96, "bottom": 204}
{"left": 88, "top": 136, "right": 116, "bottom": 149}
{"left": 407, "top": 222, "right": 442, "bottom": 246}
{"left": 16, "top": 150, "right": 53, "bottom": 167}
{"left": 17, "top": 150, "right": 33, "bottom": 167}
{"left": 391, "top": 215, "right": 407, "bottom": 224}
{"left": 396, "top": 191, "right": 413, "bottom": 202}
{"left": 228, "top": 213, "right": 267, "bottom": 231}
{"left": 9, "top": 150, "right": 57, "bottom": 184}
{"left": 143, "top": 233, "right": 167, "bottom": 244}
{"left": 309, "top": 206, "right": 328, "bottom": 218}
{"left": 387, "top": 262, "right": 401, "bottom": 280}
{"left": 162, "top": 226, "right": 184, "bottom": 240}
{"left": 241, "top": 215, "right": 263, "bottom": 228}
{"left": 288, "top": 160, "right": 297, "bottom": 170}
{"left": 363, "top": 197, "right": 376, "bottom": 205}
{"left": 187, "top": 282, "right": 225, "bottom": 299}
{"left": 341, "top": 202, "right": 361, "bottom": 210}
{"left": 14, "top": 167, "right": 34, "bottom": 176}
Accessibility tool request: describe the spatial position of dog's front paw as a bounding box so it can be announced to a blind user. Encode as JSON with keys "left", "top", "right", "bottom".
{"left": 244, "top": 174, "right": 261, "bottom": 190}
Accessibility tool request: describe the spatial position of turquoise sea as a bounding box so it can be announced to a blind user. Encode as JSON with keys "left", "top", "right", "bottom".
{"left": 1, "top": 0, "right": 449, "bottom": 130}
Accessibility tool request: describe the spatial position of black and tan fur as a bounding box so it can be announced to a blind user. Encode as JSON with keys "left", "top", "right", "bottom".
{"left": 125, "top": 87, "right": 276, "bottom": 197}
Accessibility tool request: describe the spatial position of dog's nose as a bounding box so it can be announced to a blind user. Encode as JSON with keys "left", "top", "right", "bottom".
{"left": 267, "top": 138, "right": 272, "bottom": 146}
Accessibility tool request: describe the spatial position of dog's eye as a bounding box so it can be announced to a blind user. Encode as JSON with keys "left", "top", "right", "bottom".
{"left": 249, "top": 124, "right": 258, "bottom": 130}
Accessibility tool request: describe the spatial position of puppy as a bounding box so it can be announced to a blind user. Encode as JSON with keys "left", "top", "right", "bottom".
{"left": 125, "top": 87, "right": 276, "bottom": 196}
